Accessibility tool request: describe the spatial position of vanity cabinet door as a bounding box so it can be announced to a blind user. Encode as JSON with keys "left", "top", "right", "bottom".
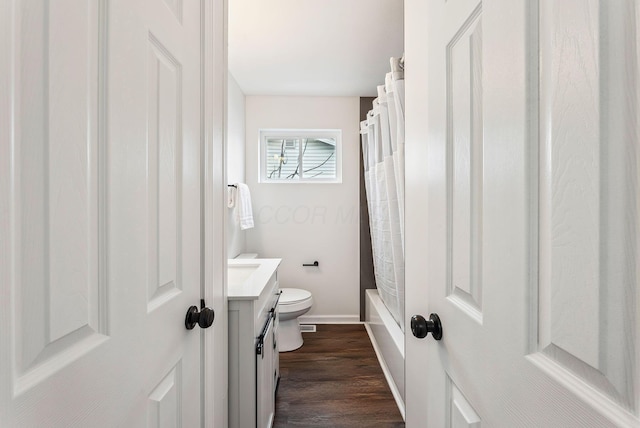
{"left": 256, "top": 316, "right": 275, "bottom": 428}
{"left": 273, "top": 304, "right": 280, "bottom": 392}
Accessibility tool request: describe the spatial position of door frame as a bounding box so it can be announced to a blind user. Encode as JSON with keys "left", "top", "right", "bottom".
{"left": 203, "top": 0, "right": 228, "bottom": 427}
{"left": 0, "top": 3, "right": 12, "bottom": 425}
{"left": 403, "top": 0, "right": 432, "bottom": 425}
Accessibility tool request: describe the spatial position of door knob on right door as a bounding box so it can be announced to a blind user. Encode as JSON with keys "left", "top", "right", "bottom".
{"left": 410, "top": 313, "right": 442, "bottom": 340}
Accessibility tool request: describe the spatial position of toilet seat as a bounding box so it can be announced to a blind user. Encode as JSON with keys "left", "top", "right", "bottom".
{"left": 279, "top": 288, "right": 312, "bottom": 305}
{"left": 279, "top": 288, "right": 313, "bottom": 314}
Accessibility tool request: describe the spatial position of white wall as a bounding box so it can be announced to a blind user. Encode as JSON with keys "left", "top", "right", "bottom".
{"left": 227, "top": 74, "right": 246, "bottom": 258}
{"left": 245, "top": 96, "right": 360, "bottom": 322}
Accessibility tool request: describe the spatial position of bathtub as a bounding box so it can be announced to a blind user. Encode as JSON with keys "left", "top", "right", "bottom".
{"left": 364, "top": 289, "right": 405, "bottom": 420}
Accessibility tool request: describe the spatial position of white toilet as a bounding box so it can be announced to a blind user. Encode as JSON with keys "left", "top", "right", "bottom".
{"left": 235, "top": 253, "right": 313, "bottom": 352}
{"left": 278, "top": 288, "right": 313, "bottom": 352}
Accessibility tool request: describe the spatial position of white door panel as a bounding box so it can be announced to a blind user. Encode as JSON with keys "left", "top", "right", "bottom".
{"left": 10, "top": 1, "right": 107, "bottom": 398}
{"left": 534, "top": 0, "right": 639, "bottom": 418}
{"left": 0, "top": 1, "right": 214, "bottom": 426}
{"left": 405, "top": 0, "right": 640, "bottom": 426}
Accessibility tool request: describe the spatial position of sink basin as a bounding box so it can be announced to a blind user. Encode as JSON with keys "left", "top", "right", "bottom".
{"left": 227, "top": 264, "right": 260, "bottom": 287}
{"left": 227, "top": 258, "right": 282, "bottom": 300}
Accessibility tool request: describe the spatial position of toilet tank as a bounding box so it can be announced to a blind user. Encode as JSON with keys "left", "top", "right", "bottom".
{"left": 235, "top": 253, "right": 258, "bottom": 259}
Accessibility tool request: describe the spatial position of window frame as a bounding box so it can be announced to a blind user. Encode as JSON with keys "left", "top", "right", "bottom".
{"left": 259, "top": 129, "right": 343, "bottom": 183}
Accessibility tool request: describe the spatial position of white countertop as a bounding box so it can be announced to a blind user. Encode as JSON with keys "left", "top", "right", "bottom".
{"left": 227, "top": 258, "right": 281, "bottom": 300}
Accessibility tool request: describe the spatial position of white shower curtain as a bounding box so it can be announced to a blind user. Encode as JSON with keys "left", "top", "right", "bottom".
{"left": 361, "top": 57, "right": 405, "bottom": 331}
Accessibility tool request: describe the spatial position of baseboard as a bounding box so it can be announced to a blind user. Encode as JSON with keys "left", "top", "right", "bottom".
{"left": 364, "top": 323, "right": 406, "bottom": 421}
{"left": 298, "top": 315, "right": 362, "bottom": 324}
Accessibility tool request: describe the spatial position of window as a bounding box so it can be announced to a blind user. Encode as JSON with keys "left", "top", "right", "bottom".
{"left": 259, "top": 129, "right": 341, "bottom": 183}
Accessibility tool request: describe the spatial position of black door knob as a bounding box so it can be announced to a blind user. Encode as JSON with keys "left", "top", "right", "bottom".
{"left": 185, "top": 306, "right": 215, "bottom": 330}
{"left": 410, "top": 313, "right": 442, "bottom": 340}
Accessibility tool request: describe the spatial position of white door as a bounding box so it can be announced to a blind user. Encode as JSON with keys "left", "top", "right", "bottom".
{"left": 405, "top": 0, "right": 640, "bottom": 426}
{"left": 0, "top": 1, "right": 217, "bottom": 426}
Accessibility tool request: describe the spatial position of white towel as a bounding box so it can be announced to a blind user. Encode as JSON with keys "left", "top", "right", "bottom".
{"left": 234, "top": 183, "right": 254, "bottom": 230}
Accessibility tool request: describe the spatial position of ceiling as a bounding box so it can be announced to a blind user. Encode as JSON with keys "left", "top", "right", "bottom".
{"left": 229, "top": 0, "right": 404, "bottom": 97}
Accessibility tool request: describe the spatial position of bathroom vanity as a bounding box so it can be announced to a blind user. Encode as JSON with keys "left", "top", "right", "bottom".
{"left": 228, "top": 258, "right": 282, "bottom": 428}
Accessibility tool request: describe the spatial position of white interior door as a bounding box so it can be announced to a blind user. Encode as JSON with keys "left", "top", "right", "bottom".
{"left": 0, "top": 1, "right": 213, "bottom": 426}
{"left": 405, "top": 0, "right": 640, "bottom": 426}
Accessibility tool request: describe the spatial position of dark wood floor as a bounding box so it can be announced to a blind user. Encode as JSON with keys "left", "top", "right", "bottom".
{"left": 274, "top": 324, "right": 405, "bottom": 428}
